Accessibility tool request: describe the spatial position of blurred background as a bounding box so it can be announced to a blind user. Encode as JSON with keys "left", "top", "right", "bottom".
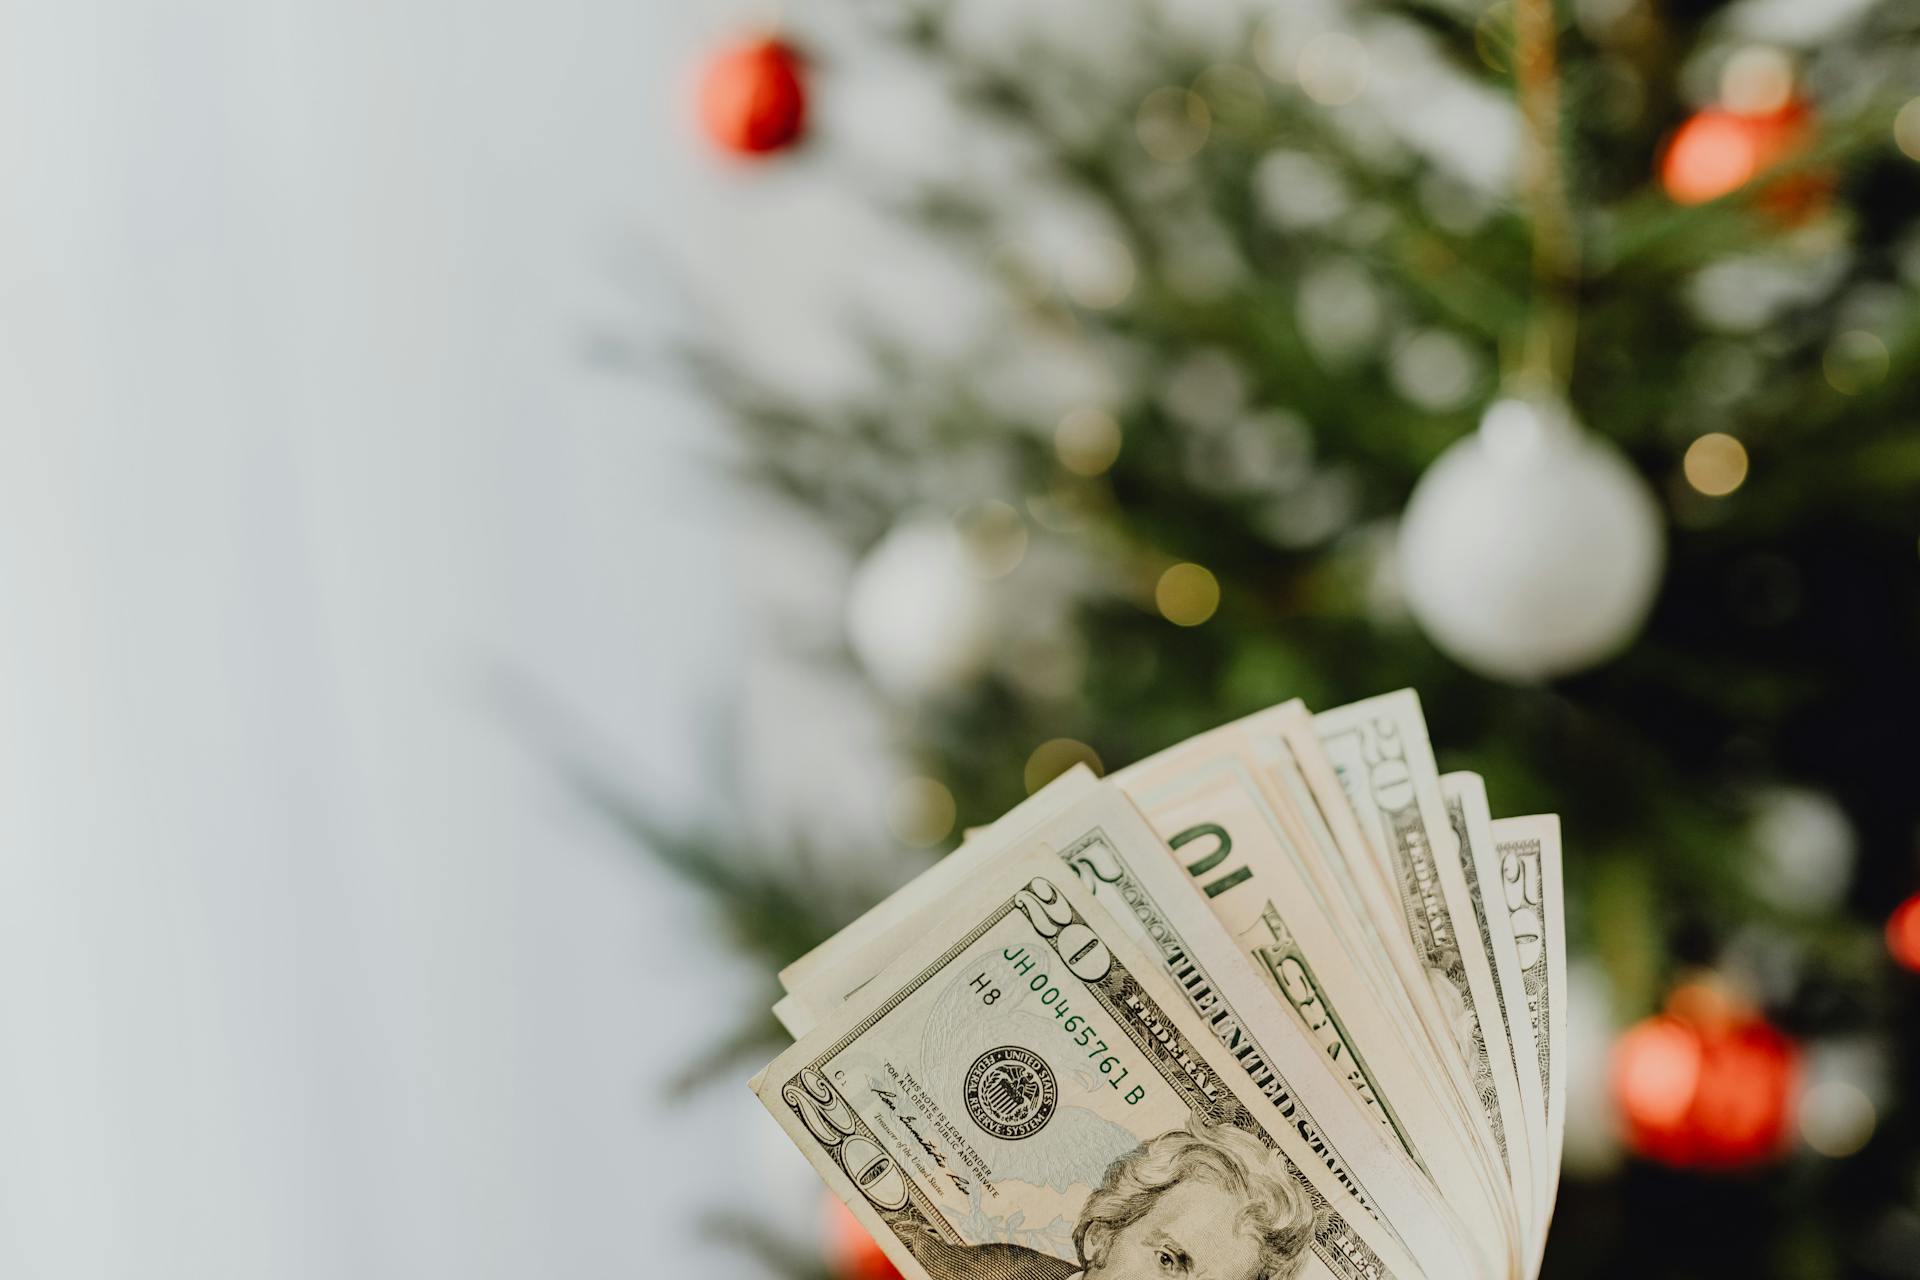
{"left": 6, "top": 0, "right": 1920, "bottom": 1277}
{"left": 0, "top": 0, "right": 819, "bottom": 1275}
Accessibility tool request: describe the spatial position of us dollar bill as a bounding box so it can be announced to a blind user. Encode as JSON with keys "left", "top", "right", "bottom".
{"left": 1114, "top": 730, "right": 1515, "bottom": 1274}
{"left": 779, "top": 784, "right": 1488, "bottom": 1275}
{"left": 1233, "top": 704, "right": 1478, "bottom": 1085}
{"left": 1114, "top": 746, "right": 1409, "bottom": 1159}
{"left": 773, "top": 992, "right": 815, "bottom": 1040}
{"left": 1442, "top": 773, "right": 1549, "bottom": 1242}
{"left": 1492, "top": 813, "right": 1565, "bottom": 1200}
{"left": 754, "top": 837, "right": 1434, "bottom": 1280}
{"left": 1315, "top": 691, "right": 1536, "bottom": 1226}
{"left": 1444, "top": 783, "right": 1516, "bottom": 1081}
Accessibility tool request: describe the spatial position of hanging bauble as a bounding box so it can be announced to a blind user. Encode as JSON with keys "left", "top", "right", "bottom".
{"left": 1886, "top": 892, "right": 1920, "bottom": 973}
{"left": 824, "top": 1195, "right": 903, "bottom": 1280}
{"left": 1660, "top": 48, "right": 1827, "bottom": 219}
{"left": 1397, "top": 395, "right": 1665, "bottom": 681}
{"left": 847, "top": 517, "right": 993, "bottom": 699}
{"left": 1612, "top": 980, "right": 1800, "bottom": 1169}
{"left": 698, "top": 36, "right": 807, "bottom": 157}
{"left": 1661, "top": 103, "right": 1828, "bottom": 219}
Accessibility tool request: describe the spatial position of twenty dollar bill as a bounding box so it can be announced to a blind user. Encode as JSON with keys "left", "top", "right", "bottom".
{"left": 755, "top": 839, "right": 1435, "bottom": 1280}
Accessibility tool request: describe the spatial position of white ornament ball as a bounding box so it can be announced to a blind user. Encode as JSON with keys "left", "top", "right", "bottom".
{"left": 846, "top": 518, "right": 993, "bottom": 698}
{"left": 1398, "top": 397, "right": 1666, "bottom": 681}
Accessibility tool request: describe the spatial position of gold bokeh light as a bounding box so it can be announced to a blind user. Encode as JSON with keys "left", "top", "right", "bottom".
{"left": 1896, "top": 98, "right": 1920, "bottom": 162}
{"left": 1297, "top": 32, "right": 1368, "bottom": 106}
{"left": 1799, "top": 1080, "right": 1876, "bottom": 1159}
{"left": 1136, "top": 87, "right": 1211, "bottom": 163}
{"left": 1719, "top": 47, "right": 1793, "bottom": 115}
{"left": 1062, "top": 237, "right": 1136, "bottom": 311}
{"left": 1156, "top": 562, "right": 1221, "bottom": 626}
{"left": 958, "top": 500, "right": 1028, "bottom": 578}
{"left": 1055, "top": 407, "right": 1123, "bottom": 476}
{"left": 1024, "top": 738, "right": 1103, "bottom": 795}
{"left": 1682, "top": 432, "right": 1749, "bottom": 497}
{"left": 1824, "top": 330, "right": 1889, "bottom": 396}
{"left": 886, "top": 776, "right": 956, "bottom": 847}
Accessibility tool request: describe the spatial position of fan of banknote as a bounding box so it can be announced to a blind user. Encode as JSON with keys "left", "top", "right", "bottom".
{"left": 752, "top": 689, "right": 1566, "bottom": 1280}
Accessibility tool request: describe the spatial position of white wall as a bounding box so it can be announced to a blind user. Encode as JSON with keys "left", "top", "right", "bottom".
{"left": 0, "top": 1, "right": 832, "bottom": 1274}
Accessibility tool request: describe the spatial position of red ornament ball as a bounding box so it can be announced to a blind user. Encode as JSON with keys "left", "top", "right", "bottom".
{"left": 1887, "top": 892, "right": 1920, "bottom": 972}
{"left": 1612, "top": 982, "right": 1800, "bottom": 1169}
{"left": 698, "top": 36, "right": 807, "bottom": 156}
{"left": 1660, "top": 101, "right": 1826, "bottom": 218}
{"left": 824, "top": 1195, "right": 902, "bottom": 1280}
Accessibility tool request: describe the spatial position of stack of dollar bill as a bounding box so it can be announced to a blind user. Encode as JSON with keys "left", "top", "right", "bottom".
{"left": 753, "top": 689, "right": 1566, "bottom": 1280}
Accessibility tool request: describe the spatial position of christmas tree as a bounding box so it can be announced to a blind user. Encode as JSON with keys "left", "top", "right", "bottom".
{"left": 632, "top": 1, "right": 1920, "bottom": 1275}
